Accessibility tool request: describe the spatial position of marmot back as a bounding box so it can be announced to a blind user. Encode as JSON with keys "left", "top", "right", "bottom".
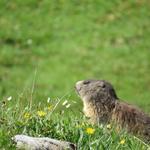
{"left": 75, "top": 80, "right": 150, "bottom": 142}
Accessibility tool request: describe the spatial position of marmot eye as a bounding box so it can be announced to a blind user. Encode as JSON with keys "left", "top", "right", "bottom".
{"left": 83, "top": 80, "right": 90, "bottom": 84}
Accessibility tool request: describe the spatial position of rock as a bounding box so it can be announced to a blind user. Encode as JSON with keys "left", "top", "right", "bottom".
{"left": 12, "top": 135, "right": 76, "bottom": 150}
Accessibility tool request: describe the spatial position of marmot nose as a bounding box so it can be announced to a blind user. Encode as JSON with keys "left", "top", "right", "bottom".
{"left": 76, "top": 80, "right": 84, "bottom": 86}
{"left": 75, "top": 80, "right": 83, "bottom": 91}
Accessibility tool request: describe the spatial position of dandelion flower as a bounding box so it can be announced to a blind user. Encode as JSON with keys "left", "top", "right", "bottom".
{"left": 37, "top": 111, "right": 46, "bottom": 117}
{"left": 24, "top": 112, "right": 31, "bottom": 119}
{"left": 106, "top": 124, "right": 111, "bottom": 129}
{"left": 86, "top": 128, "right": 95, "bottom": 134}
{"left": 120, "top": 139, "right": 125, "bottom": 145}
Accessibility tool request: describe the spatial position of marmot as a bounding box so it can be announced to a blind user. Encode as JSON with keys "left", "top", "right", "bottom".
{"left": 75, "top": 80, "right": 150, "bottom": 142}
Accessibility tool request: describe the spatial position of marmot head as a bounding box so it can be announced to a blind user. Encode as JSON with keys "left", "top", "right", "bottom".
{"left": 75, "top": 80, "right": 118, "bottom": 106}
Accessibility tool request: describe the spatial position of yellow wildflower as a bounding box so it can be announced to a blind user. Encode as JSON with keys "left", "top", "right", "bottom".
{"left": 86, "top": 128, "right": 95, "bottom": 134}
{"left": 47, "top": 105, "right": 52, "bottom": 111}
{"left": 120, "top": 139, "right": 125, "bottom": 145}
{"left": 37, "top": 111, "right": 46, "bottom": 117}
{"left": 106, "top": 124, "right": 111, "bottom": 129}
{"left": 24, "top": 112, "right": 31, "bottom": 119}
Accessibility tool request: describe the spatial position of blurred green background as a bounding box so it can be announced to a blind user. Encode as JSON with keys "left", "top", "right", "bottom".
{"left": 0, "top": 0, "right": 150, "bottom": 112}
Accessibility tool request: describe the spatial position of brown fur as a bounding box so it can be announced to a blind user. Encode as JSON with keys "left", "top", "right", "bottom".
{"left": 75, "top": 80, "right": 150, "bottom": 142}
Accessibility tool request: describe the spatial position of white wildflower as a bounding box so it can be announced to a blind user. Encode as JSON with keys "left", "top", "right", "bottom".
{"left": 7, "top": 96, "right": 12, "bottom": 101}
{"left": 62, "top": 100, "right": 68, "bottom": 106}
{"left": 66, "top": 104, "right": 71, "bottom": 108}
{"left": 47, "top": 97, "right": 51, "bottom": 103}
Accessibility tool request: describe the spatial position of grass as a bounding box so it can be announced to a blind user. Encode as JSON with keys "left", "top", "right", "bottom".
{"left": 0, "top": 97, "right": 149, "bottom": 149}
{"left": 0, "top": 0, "right": 150, "bottom": 149}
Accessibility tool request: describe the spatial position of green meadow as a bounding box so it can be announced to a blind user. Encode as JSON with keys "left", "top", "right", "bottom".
{"left": 0, "top": 0, "right": 150, "bottom": 149}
